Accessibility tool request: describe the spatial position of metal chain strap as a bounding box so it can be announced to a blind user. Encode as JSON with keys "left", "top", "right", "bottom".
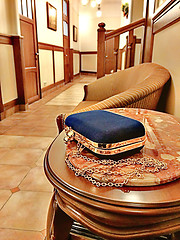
{"left": 65, "top": 139, "right": 167, "bottom": 188}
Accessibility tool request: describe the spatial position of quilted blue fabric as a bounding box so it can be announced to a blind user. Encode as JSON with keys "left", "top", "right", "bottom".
{"left": 65, "top": 110, "right": 145, "bottom": 143}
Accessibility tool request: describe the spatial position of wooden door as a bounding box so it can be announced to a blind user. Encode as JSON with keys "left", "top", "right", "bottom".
{"left": 19, "top": 0, "right": 40, "bottom": 104}
{"left": 105, "top": 36, "right": 119, "bottom": 74}
{"left": 62, "top": 0, "right": 70, "bottom": 83}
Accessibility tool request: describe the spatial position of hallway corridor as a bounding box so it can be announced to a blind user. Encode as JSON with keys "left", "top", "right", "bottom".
{"left": 0, "top": 75, "right": 95, "bottom": 240}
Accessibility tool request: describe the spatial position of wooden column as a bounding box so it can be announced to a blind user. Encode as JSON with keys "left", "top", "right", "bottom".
{"left": 126, "top": 29, "right": 134, "bottom": 68}
{"left": 125, "top": 35, "right": 128, "bottom": 69}
{"left": 131, "top": 35, "right": 136, "bottom": 67}
{"left": 12, "top": 36, "right": 28, "bottom": 110}
{"left": 52, "top": 50, "right": 56, "bottom": 84}
{"left": 97, "top": 22, "right": 106, "bottom": 79}
{"left": 114, "top": 36, "right": 120, "bottom": 72}
{"left": 125, "top": 30, "right": 134, "bottom": 68}
{"left": 69, "top": 49, "right": 73, "bottom": 81}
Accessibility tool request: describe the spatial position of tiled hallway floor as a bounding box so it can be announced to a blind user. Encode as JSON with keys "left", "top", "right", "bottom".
{"left": 0, "top": 75, "right": 95, "bottom": 240}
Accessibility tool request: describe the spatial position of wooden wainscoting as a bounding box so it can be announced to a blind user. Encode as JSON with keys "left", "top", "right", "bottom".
{"left": 73, "top": 49, "right": 81, "bottom": 77}
{"left": 38, "top": 42, "right": 65, "bottom": 94}
{"left": 0, "top": 34, "right": 27, "bottom": 120}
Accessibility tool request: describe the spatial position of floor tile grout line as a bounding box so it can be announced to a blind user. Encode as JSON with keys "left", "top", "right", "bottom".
{"left": 0, "top": 75, "right": 95, "bottom": 237}
{"left": 0, "top": 192, "right": 12, "bottom": 211}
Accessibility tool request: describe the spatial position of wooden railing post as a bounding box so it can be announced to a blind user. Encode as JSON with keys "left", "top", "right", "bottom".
{"left": 97, "top": 22, "right": 106, "bottom": 79}
{"left": 125, "top": 30, "right": 134, "bottom": 68}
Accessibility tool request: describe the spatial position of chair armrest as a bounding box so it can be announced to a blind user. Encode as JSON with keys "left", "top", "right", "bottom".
{"left": 75, "top": 84, "right": 164, "bottom": 114}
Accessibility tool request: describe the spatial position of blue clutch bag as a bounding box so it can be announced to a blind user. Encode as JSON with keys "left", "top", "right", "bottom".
{"left": 65, "top": 110, "right": 146, "bottom": 156}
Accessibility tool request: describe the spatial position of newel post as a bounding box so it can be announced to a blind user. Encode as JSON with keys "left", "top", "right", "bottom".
{"left": 97, "top": 22, "right": 106, "bottom": 79}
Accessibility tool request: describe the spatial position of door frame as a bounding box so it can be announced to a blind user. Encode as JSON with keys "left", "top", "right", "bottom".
{"left": 62, "top": 0, "right": 71, "bottom": 83}
{"left": 18, "top": 0, "right": 41, "bottom": 104}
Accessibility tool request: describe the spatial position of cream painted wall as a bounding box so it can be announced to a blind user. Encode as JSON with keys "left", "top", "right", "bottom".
{"left": 134, "top": 26, "right": 143, "bottom": 65}
{"left": 54, "top": 51, "right": 64, "bottom": 82}
{"left": 36, "top": 0, "right": 63, "bottom": 46}
{"left": 79, "top": 1, "right": 125, "bottom": 52}
{"left": 0, "top": 45, "right": 18, "bottom": 104}
{"left": 79, "top": 1, "right": 130, "bottom": 72}
{"left": 131, "top": 0, "right": 144, "bottom": 66}
{"left": 39, "top": 49, "right": 54, "bottom": 88}
{"left": 70, "top": 0, "right": 80, "bottom": 51}
{"left": 0, "top": 0, "right": 19, "bottom": 105}
{"left": 0, "top": 0, "right": 20, "bottom": 35}
{"left": 131, "top": 0, "right": 144, "bottom": 22}
{"left": 152, "top": 21, "right": 180, "bottom": 118}
{"left": 73, "top": 53, "right": 80, "bottom": 75}
{"left": 81, "top": 55, "right": 97, "bottom": 72}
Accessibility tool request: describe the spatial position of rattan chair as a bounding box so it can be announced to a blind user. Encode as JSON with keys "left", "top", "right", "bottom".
{"left": 73, "top": 63, "right": 170, "bottom": 113}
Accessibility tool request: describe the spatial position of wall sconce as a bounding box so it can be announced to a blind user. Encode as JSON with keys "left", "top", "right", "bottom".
{"left": 91, "top": 0, "right": 96, "bottom": 8}
{"left": 83, "top": 0, "right": 102, "bottom": 7}
{"left": 96, "top": 4, "right": 102, "bottom": 17}
{"left": 81, "top": 0, "right": 89, "bottom": 6}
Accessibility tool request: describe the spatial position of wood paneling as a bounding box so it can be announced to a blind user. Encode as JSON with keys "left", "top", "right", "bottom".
{"left": 0, "top": 34, "right": 14, "bottom": 113}
{"left": 73, "top": 50, "right": 80, "bottom": 54}
{"left": 19, "top": 0, "right": 41, "bottom": 104}
{"left": 153, "top": 0, "right": 180, "bottom": 34}
{"left": 81, "top": 51, "right": 97, "bottom": 54}
{"left": 70, "top": 49, "right": 73, "bottom": 81}
{"left": 38, "top": 42, "right": 64, "bottom": 52}
{"left": 20, "top": 19, "right": 40, "bottom": 103}
{"left": 20, "top": 15, "right": 34, "bottom": 24}
{"left": 62, "top": 0, "right": 70, "bottom": 83}
{"left": 52, "top": 51, "right": 56, "bottom": 83}
{"left": 12, "top": 36, "right": 27, "bottom": 105}
{"left": 105, "top": 36, "right": 119, "bottom": 74}
{"left": 4, "top": 99, "right": 19, "bottom": 111}
{"left": 41, "top": 80, "right": 64, "bottom": 93}
{"left": 81, "top": 71, "right": 97, "bottom": 75}
{"left": 0, "top": 34, "right": 12, "bottom": 45}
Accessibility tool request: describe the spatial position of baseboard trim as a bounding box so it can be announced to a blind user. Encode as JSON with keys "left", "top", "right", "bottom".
{"left": 0, "top": 99, "right": 20, "bottom": 120}
{"left": 3, "top": 99, "right": 18, "bottom": 111}
{"left": 42, "top": 80, "right": 65, "bottom": 97}
{"left": 74, "top": 73, "right": 80, "bottom": 77}
{"left": 80, "top": 71, "right": 97, "bottom": 76}
{"left": 42, "top": 80, "right": 64, "bottom": 93}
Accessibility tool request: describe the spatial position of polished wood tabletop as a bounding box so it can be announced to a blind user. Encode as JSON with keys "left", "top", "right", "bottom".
{"left": 44, "top": 109, "right": 180, "bottom": 240}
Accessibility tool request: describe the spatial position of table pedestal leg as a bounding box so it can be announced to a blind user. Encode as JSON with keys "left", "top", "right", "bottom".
{"left": 46, "top": 191, "right": 73, "bottom": 240}
{"left": 54, "top": 205, "right": 73, "bottom": 240}
{"left": 171, "top": 231, "right": 180, "bottom": 240}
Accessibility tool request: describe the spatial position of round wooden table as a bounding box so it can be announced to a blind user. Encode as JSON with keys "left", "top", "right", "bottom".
{"left": 44, "top": 109, "right": 180, "bottom": 240}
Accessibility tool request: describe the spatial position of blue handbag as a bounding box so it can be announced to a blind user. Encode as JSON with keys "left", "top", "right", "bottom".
{"left": 64, "top": 110, "right": 146, "bottom": 156}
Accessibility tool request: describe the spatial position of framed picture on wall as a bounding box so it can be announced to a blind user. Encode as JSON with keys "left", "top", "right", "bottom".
{"left": 73, "top": 25, "right": 78, "bottom": 42}
{"left": 154, "top": 0, "right": 167, "bottom": 11}
{"left": 47, "top": 2, "right": 57, "bottom": 31}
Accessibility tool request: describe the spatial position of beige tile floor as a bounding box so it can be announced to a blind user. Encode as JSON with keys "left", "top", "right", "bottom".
{"left": 0, "top": 75, "right": 95, "bottom": 240}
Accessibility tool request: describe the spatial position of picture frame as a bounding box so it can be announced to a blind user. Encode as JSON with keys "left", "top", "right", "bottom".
{"left": 73, "top": 25, "right": 78, "bottom": 42}
{"left": 47, "top": 2, "right": 57, "bottom": 31}
{"left": 154, "top": 0, "right": 167, "bottom": 11}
